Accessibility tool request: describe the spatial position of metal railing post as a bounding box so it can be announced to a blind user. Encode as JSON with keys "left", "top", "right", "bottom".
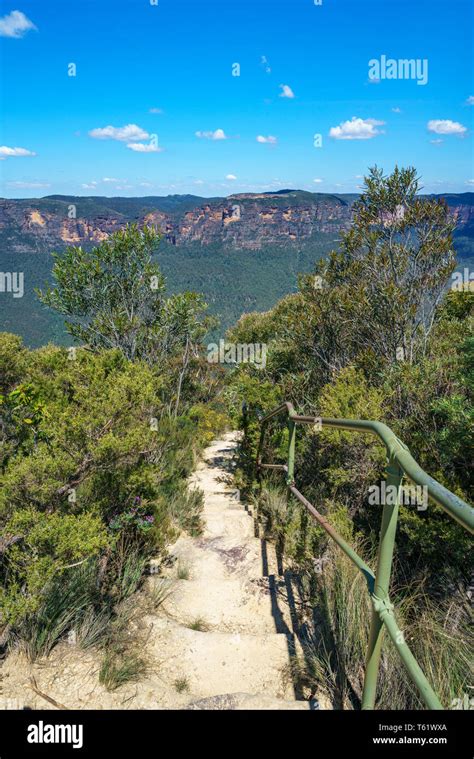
{"left": 256, "top": 402, "right": 474, "bottom": 709}
{"left": 362, "top": 455, "right": 403, "bottom": 709}
{"left": 286, "top": 419, "right": 296, "bottom": 486}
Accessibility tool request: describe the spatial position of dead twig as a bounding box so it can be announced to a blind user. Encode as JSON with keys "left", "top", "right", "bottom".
{"left": 29, "top": 676, "right": 69, "bottom": 710}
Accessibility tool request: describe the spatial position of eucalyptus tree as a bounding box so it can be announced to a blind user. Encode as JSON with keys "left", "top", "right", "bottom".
{"left": 37, "top": 224, "right": 213, "bottom": 413}
{"left": 299, "top": 166, "right": 456, "bottom": 377}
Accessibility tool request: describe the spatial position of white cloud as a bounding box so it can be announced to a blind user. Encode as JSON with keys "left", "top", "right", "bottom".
{"left": 0, "top": 10, "right": 36, "bottom": 38}
{"left": 226, "top": 174, "right": 237, "bottom": 180}
{"left": 466, "top": 96, "right": 474, "bottom": 105}
{"left": 391, "top": 107, "right": 402, "bottom": 113}
{"left": 261, "top": 55, "right": 271, "bottom": 74}
{"left": 427, "top": 119, "right": 467, "bottom": 135}
{"left": 139, "top": 182, "right": 154, "bottom": 188}
{"left": 195, "top": 129, "right": 227, "bottom": 140}
{"left": 88, "top": 124, "right": 149, "bottom": 142}
{"left": 313, "top": 178, "right": 323, "bottom": 183}
{"left": 256, "top": 135, "right": 277, "bottom": 144}
{"left": 7, "top": 181, "right": 50, "bottom": 188}
{"left": 430, "top": 138, "right": 443, "bottom": 145}
{"left": 194, "top": 179, "right": 204, "bottom": 185}
{"left": 81, "top": 182, "right": 97, "bottom": 189}
{"left": 279, "top": 84, "right": 295, "bottom": 99}
{"left": 0, "top": 145, "right": 36, "bottom": 158}
{"left": 149, "top": 107, "right": 163, "bottom": 114}
{"left": 466, "top": 179, "right": 474, "bottom": 185}
{"left": 126, "top": 142, "right": 163, "bottom": 153}
{"left": 329, "top": 117, "right": 385, "bottom": 140}
{"left": 102, "top": 177, "right": 120, "bottom": 183}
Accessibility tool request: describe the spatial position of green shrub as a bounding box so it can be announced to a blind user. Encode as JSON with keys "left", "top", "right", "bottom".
{"left": 15, "top": 561, "right": 100, "bottom": 661}
{"left": 0, "top": 341, "right": 209, "bottom": 631}
{"left": 99, "top": 649, "right": 148, "bottom": 691}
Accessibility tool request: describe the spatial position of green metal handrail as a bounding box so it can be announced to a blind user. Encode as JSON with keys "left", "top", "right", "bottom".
{"left": 255, "top": 402, "right": 474, "bottom": 710}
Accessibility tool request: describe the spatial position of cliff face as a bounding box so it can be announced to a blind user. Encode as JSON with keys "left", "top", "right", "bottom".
{"left": 0, "top": 193, "right": 354, "bottom": 253}
{"left": 0, "top": 191, "right": 473, "bottom": 254}
{"left": 0, "top": 203, "right": 125, "bottom": 253}
{"left": 142, "top": 196, "right": 354, "bottom": 249}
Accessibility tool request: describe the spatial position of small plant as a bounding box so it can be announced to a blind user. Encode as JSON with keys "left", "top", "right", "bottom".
{"left": 174, "top": 676, "right": 190, "bottom": 693}
{"left": 168, "top": 488, "right": 204, "bottom": 537}
{"left": 109, "top": 538, "right": 148, "bottom": 602}
{"left": 109, "top": 497, "right": 155, "bottom": 535}
{"left": 74, "top": 606, "right": 114, "bottom": 650}
{"left": 146, "top": 578, "right": 174, "bottom": 610}
{"left": 187, "top": 617, "right": 209, "bottom": 632}
{"left": 176, "top": 561, "right": 190, "bottom": 580}
{"left": 16, "top": 562, "right": 100, "bottom": 661}
{"left": 99, "top": 649, "right": 148, "bottom": 691}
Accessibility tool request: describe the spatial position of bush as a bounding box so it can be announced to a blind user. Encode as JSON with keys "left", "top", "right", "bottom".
{"left": 15, "top": 561, "right": 101, "bottom": 661}
{"left": 0, "top": 339, "right": 209, "bottom": 633}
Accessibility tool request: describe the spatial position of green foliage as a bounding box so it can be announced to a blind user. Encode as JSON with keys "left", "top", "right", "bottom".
{"left": 174, "top": 676, "right": 190, "bottom": 693}
{"left": 0, "top": 219, "right": 229, "bottom": 663}
{"left": 255, "top": 485, "right": 324, "bottom": 567}
{"left": 146, "top": 578, "right": 174, "bottom": 610}
{"left": 187, "top": 617, "right": 209, "bottom": 632}
{"left": 229, "top": 167, "right": 473, "bottom": 709}
{"left": 230, "top": 166, "right": 472, "bottom": 588}
{"left": 0, "top": 333, "right": 27, "bottom": 393}
{"left": 15, "top": 561, "right": 102, "bottom": 661}
{"left": 176, "top": 561, "right": 190, "bottom": 580}
{"left": 166, "top": 487, "right": 204, "bottom": 538}
{"left": 99, "top": 649, "right": 148, "bottom": 691}
{"left": 37, "top": 225, "right": 163, "bottom": 358}
{"left": 37, "top": 224, "right": 213, "bottom": 376}
{"left": 0, "top": 337, "right": 213, "bottom": 629}
{"left": 299, "top": 515, "right": 473, "bottom": 710}
{"left": 298, "top": 166, "right": 455, "bottom": 377}
{"left": 2, "top": 509, "right": 107, "bottom": 617}
{"left": 312, "top": 367, "right": 386, "bottom": 496}
{"left": 0, "top": 383, "right": 48, "bottom": 468}
{"left": 188, "top": 403, "right": 229, "bottom": 446}
{"left": 226, "top": 371, "right": 282, "bottom": 495}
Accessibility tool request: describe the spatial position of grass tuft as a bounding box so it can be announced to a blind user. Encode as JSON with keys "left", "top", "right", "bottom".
{"left": 176, "top": 561, "right": 190, "bottom": 580}
{"left": 99, "top": 649, "right": 148, "bottom": 691}
{"left": 187, "top": 617, "right": 209, "bottom": 632}
{"left": 174, "top": 676, "right": 190, "bottom": 693}
{"left": 168, "top": 488, "right": 204, "bottom": 537}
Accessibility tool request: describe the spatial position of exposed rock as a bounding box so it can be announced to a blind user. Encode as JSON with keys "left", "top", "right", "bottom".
{"left": 2, "top": 191, "right": 471, "bottom": 255}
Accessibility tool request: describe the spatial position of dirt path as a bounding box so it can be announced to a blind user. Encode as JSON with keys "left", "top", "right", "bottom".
{"left": 1, "top": 433, "right": 321, "bottom": 710}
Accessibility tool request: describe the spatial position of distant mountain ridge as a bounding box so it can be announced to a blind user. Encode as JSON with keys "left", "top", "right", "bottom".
{"left": 0, "top": 190, "right": 353, "bottom": 253}
{"left": 0, "top": 190, "right": 473, "bottom": 348}
{"left": 2, "top": 190, "right": 473, "bottom": 255}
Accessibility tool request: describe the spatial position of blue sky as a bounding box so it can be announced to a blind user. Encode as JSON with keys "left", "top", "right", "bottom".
{"left": 1, "top": 0, "right": 473, "bottom": 198}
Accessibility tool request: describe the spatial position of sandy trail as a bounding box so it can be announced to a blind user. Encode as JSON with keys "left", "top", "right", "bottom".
{"left": 1, "top": 432, "right": 321, "bottom": 710}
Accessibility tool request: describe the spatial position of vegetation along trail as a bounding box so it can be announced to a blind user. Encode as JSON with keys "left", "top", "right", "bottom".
{"left": 1, "top": 433, "right": 322, "bottom": 710}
